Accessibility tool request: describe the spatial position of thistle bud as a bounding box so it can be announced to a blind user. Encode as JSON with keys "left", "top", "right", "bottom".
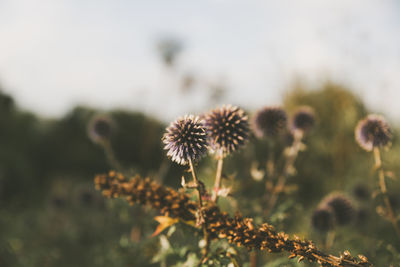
{"left": 291, "top": 106, "right": 315, "bottom": 133}
{"left": 311, "top": 206, "right": 335, "bottom": 232}
{"left": 88, "top": 115, "right": 113, "bottom": 143}
{"left": 252, "top": 107, "right": 287, "bottom": 138}
{"left": 355, "top": 114, "right": 392, "bottom": 151}
{"left": 323, "top": 193, "right": 355, "bottom": 226}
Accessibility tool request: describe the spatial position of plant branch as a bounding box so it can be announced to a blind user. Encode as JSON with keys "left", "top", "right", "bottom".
{"left": 265, "top": 131, "right": 303, "bottom": 216}
{"left": 373, "top": 147, "right": 400, "bottom": 239}
{"left": 188, "top": 159, "right": 210, "bottom": 262}
{"left": 212, "top": 157, "right": 224, "bottom": 203}
{"left": 188, "top": 158, "right": 204, "bottom": 209}
{"left": 95, "top": 171, "right": 372, "bottom": 267}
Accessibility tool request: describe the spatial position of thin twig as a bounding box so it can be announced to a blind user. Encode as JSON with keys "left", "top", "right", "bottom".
{"left": 188, "top": 158, "right": 203, "bottom": 208}
{"left": 188, "top": 159, "right": 211, "bottom": 262}
{"left": 265, "top": 131, "right": 303, "bottom": 217}
{"left": 373, "top": 147, "right": 400, "bottom": 239}
{"left": 212, "top": 157, "right": 224, "bottom": 203}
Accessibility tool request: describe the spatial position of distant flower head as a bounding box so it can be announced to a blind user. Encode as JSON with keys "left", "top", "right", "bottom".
{"left": 311, "top": 206, "right": 335, "bottom": 232}
{"left": 163, "top": 115, "right": 208, "bottom": 165}
{"left": 252, "top": 107, "right": 287, "bottom": 138}
{"left": 323, "top": 193, "right": 355, "bottom": 226}
{"left": 355, "top": 114, "right": 392, "bottom": 151}
{"left": 291, "top": 106, "right": 315, "bottom": 133}
{"left": 352, "top": 184, "right": 370, "bottom": 201}
{"left": 204, "top": 105, "right": 249, "bottom": 157}
{"left": 88, "top": 115, "right": 113, "bottom": 143}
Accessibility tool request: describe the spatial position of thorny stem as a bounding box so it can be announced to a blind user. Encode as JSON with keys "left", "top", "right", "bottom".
{"left": 212, "top": 157, "right": 224, "bottom": 203}
{"left": 188, "top": 159, "right": 211, "bottom": 262}
{"left": 265, "top": 131, "right": 304, "bottom": 217}
{"left": 373, "top": 147, "right": 400, "bottom": 239}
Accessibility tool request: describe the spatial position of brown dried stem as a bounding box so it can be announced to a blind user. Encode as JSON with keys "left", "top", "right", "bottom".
{"left": 212, "top": 157, "right": 224, "bottom": 203}
{"left": 94, "top": 171, "right": 372, "bottom": 267}
{"left": 373, "top": 147, "right": 400, "bottom": 239}
{"left": 187, "top": 159, "right": 210, "bottom": 262}
{"left": 188, "top": 158, "right": 203, "bottom": 209}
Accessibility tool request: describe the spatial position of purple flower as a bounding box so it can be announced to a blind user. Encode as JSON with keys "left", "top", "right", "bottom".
{"left": 163, "top": 115, "right": 208, "bottom": 165}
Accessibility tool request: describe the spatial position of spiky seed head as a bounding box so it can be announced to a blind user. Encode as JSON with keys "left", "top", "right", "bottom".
{"left": 252, "top": 107, "right": 287, "bottom": 138}
{"left": 162, "top": 115, "right": 208, "bottom": 165}
{"left": 311, "top": 206, "right": 335, "bottom": 232}
{"left": 291, "top": 106, "right": 315, "bottom": 133}
{"left": 204, "top": 105, "right": 249, "bottom": 157}
{"left": 88, "top": 115, "right": 113, "bottom": 143}
{"left": 355, "top": 114, "right": 392, "bottom": 151}
{"left": 323, "top": 193, "right": 355, "bottom": 226}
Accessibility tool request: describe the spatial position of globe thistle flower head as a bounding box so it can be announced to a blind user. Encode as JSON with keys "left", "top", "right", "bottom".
{"left": 204, "top": 105, "right": 249, "bottom": 157}
{"left": 323, "top": 193, "right": 355, "bottom": 226}
{"left": 355, "top": 114, "right": 392, "bottom": 151}
{"left": 163, "top": 115, "right": 208, "bottom": 165}
{"left": 311, "top": 206, "right": 335, "bottom": 232}
{"left": 88, "top": 115, "right": 113, "bottom": 143}
{"left": 291, "top": 106, "right": 315, "bottom": 133}
{"left": 252, "top": 107, "right": 287, "bottom": 138}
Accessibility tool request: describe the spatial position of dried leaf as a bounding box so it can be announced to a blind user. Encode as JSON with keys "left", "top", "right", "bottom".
{"left": 152, "top": 216, "right": 179, "bottom": 237}
{"left": 298, "top": 256, "right": 305, "bottom": 262}
{"left": 385, "top": 171, "right": 396, "bottom": 180}
{"left": 217, "top": 187, "right": 232, "bottom": 197}
{"left": 250, "top": 162, "right": 264, "bottom": 181}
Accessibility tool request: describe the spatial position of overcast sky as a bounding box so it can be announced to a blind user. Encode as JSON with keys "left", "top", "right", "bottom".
{"left": 0, "top": 0, "right": 399, "bottom": 121}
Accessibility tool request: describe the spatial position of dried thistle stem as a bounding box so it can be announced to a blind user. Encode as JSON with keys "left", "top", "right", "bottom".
{"left": 373, "top": 147, "right": 400, "bottom": 239}
{"left": 95, "top": 172, "right": 372, "bottom": 267}
{"left": 265, "top": 131, "right": 303, "bottom": 216}
{"left": 212, "top": 157, "right": 224, "bottom": 203}
{"left": 188, "top": 158, "right": 210, "bottom": 261}
{"left": 188, "top": 158, "right": 203, "bottom": 208}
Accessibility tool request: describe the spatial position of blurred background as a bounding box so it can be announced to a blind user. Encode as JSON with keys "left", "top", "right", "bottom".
{"left": 1, "top": 1, "right": 400, "bottom": 266}
{"left": 1, "top": 0, "right": 400, "bottom": 120}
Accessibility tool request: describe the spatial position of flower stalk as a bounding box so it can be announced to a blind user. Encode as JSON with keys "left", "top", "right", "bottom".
{"left": 212, "top": 157, "right": 224, "bottom": 203}
{"left": 265, "top": 130, "right": 303, "bottom": 216}
{"left": 373, "top": 147, "right": 400, "bottom": 239}
{"left": 188, "top": 158, "right": 210, "bottom": 261}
